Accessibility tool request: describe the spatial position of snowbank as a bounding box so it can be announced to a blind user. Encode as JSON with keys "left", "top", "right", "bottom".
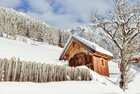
{"left": 0, "top": 81, "right": 124, "bottom": 94}
{"left": 126, "top": 66, "right": 140, "bottom": 94}
{"left": 108, "top": 61, "right": 120, "bottom": 82}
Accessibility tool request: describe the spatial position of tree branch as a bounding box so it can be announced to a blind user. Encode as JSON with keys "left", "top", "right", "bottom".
{"left": 97, "top": 23, "right": 122, "bottom": 50}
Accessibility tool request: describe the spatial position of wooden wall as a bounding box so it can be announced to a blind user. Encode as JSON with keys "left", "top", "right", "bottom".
{"left": 92, "top": 56, "right": 109, "bottom": 77}
{"left": 66, "top": 41, "right": 110, "bottom": 77}
{"left": 69, "top": 54, "right": 109, "bottom": 77}
{"left": 69, "top": 52, "right": 93, "bottom": 70}
{"left": 65, "top": 41, "right": 92, "bottom": 60}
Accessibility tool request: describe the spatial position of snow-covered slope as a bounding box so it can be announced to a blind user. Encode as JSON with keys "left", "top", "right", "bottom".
{"left": 1, "top": 36, "right": 140, "bottom": 94}
{"left": 126, "top": 66, "right": 140, "bottom": 94}
{"left": 0, "top": 36, "right": 125, "bottom": 93}
{"left": 0, "top": 81, "right": 124, "bottom": 94}
{"left": 0, "top": 7, "right": 61, "bottom": 46}
{"left": 108, "top": 61, "right": 120, "bottom": 82}
{"left": 0, "top": 37, "right": 62, "bottom": 64}
{"left": 0, "top": 7, "right": 54, "bottom": 28}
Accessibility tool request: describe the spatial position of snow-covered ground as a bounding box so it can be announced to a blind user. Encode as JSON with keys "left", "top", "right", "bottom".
{"left": 0, "top": 36, "right": 139, "bottom": 93}
{"left": 0, "top": 81, "right": 124, "bottom": 94}
{"left": 0, "top": 36, "right": 62, "bottom": 64}
{"left": 126, "top": 66, "right": 140, "bottom": 94}
{"left": 108, "top": 61, "right": 120, "bottom": 82}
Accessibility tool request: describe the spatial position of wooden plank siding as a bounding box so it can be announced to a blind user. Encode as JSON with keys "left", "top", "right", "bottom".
{"left": 65, "top": 41, "right": 92, "bottom": 60}
{"left": 104, "top": 59, "right": 109, "bottom": 77}
{"left": 60, "top": 38, "right": 111, "bottom": 77}
{"left": 92, "top": 55, "right": 109, "bottom": 76}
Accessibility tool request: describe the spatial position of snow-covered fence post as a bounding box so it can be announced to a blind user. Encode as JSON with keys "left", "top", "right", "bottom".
{"left": 45, "top": 64, "right": 49, "bottom": 82}
{"left": 74, "top": 67, "right": 78, "bottom": 80}
{"left": 30, "top": 61, "right": 35, "bottom": 82}
{"left": 11, "top": 57, "right": 18, "bottom": 81}
{"left": 0, "top": 59, "right": 2, "bottom": 81}
{"left": 66, "top": 67, "right": 71, "bottom": 81}
{"left": 50, "top": 64, "right": 54, "bottom": 82}
{"left": 4, "top": 59, "right": 8, "bottom": 81}
{"left": 42, "top": 63, "right": 45, "bottom": 82}
{"left": 41, "top": 63, "right": 44, "bottom": 82}
{"left": 7, "top": 59, "right": 12, "bottom": 81}
{"left": 20, "top": 61, "right": 25, "bottom": 81}
{"left": 52, "top": 64, "right": 56, "bottom": 81}
{"left": 63, "top": 66, "right": 66, "bottom": 81}
{"left": 38, "top": 63, "right": 42, "bottom": 82}
{"left": 0, "top": 58, "right": 10, "bottom": 81}
{"left": 1, "top": 59, "right": 7, "bottom": 81}
{"left": 16, "top": 59, "right": 22, "bottom": 81}
{"left": 86, "top": 69, "right": 90, "bottom": 80}
{"left": 49, "top": 64, "right": 53, "bottom": 82}
{"left": 70, "top": 67, "right": 74, "bottom": 80}
{"left": 23, "top": 61, "right": 26, "bottom": 81}
{"left": 0, "top": 58, "right": 91, "bottom": 82}
{"left": 25, "top": 61, "right": 29, "bottom": 81}
{"left": 2, "top": 59, "right": 7, "bottom": 81}
{"left": 31, "top": 62, "right": 35, "bottom": 82}
{"left": 77, "top": 69, "right": 82, "bottom": 81}
{"left": 55, "top": 65, "right": 59, "bottom": 81}
{"left": 35, "top": 62, "right": 39, "bottom": 82}
{"left": 59, "top": 66, "right": 63, "bottom": 81}
{"left": 28, "top": 61, "right": 32, "bottom": 81}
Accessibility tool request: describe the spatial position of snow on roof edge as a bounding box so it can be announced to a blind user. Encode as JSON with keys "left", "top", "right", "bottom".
{"left": 59, "top": 35, "right": 73, "bottom": 60}
{"left": 73, "top": 35, "right": 113, "bottom": 57}
{"left": 59, "top": 35, "right": 113, "bottom": 60}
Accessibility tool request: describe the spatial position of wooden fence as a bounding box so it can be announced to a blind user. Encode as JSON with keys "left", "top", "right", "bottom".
{"left": 0, "top": 58, "right": 90, "bottom": 82}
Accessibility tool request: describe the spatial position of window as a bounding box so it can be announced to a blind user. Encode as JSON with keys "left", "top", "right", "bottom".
{"left": 100, "top": 58, "right": 105, "bottom": 67}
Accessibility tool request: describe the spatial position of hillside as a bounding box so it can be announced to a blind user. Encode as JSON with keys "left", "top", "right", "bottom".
{"left": 1, "top": 35, "right": 140, "bottom": 94}
{"left": 0, "top": 7, "right": 69, "bottom": 45}
{"left": 0, "top": 7, "right": 139, "bottom": 56}
{"left": 0, "top": 36, "right": 62, "bottom": 64}
{"left": 0, "top": 36, "right": 124, "bottom": 94}
{"left": 0, "top": 7, "right": 140, "bottom": 93}
{"left": 0, "top": 7, "right": 120, "bottom": 59}
{"left": 0, "top": 7, "right": 116, "bottom": 55}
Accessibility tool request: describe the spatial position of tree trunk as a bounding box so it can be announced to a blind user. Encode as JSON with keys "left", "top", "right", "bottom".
{"left": 119, "top": 49, "right": 126, "bottom": 90}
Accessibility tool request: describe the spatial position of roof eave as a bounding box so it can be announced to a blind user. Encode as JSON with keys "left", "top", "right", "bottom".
{"left": 59, "top": 36, "right": 74, "bottom": 60}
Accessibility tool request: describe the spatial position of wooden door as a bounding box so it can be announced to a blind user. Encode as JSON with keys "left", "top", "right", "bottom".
{"left": 69, "top": 52, "right": 93, "bottom": 69}
{"left": 74, "top": 52, "right": 86, "bottom": 66}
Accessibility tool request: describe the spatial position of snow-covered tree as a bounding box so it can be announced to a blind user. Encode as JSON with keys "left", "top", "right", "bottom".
{"left": 91, "top": 0, "right": 140, "bottom": 90}
{"left": 0, "top": 7, "right": 65, "bottom": 45}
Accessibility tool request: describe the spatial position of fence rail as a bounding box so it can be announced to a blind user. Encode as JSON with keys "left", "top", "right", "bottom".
{"left": 0, "top": 58, "right": 90, "bottom": 82}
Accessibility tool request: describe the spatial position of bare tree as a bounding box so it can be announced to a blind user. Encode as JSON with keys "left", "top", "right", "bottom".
{"left": 90, "top": 0, "right": 140, "bottom": 91}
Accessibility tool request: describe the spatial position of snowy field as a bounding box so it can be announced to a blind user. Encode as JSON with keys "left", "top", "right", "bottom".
{"left": 0, "top": 37, "right": 62, "bottom": 64}
{"left": 0, "top": 81, "right": 124, "bottom": 94}
{"left": 0, "top": 36, "right": 139, "bottom": 93}
{"left": 126, "top": 66, "right": 140, "bottom": 94}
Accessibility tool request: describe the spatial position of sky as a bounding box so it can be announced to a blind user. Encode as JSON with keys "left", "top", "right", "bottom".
{"left": 0, "top": 0, "right": 113, "bottom": 29}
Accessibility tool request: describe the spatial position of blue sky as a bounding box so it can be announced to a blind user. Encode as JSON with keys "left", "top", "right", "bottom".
{"left": 0, "top": 0, "right": 113, "bottom": 28}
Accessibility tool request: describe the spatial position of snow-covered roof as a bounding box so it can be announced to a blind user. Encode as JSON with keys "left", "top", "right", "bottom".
{"left": 74, "top": 35, "right": 113, "bottom": 57}
{"left": 59, "top": 35, "right": 113, "bottom": 60}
